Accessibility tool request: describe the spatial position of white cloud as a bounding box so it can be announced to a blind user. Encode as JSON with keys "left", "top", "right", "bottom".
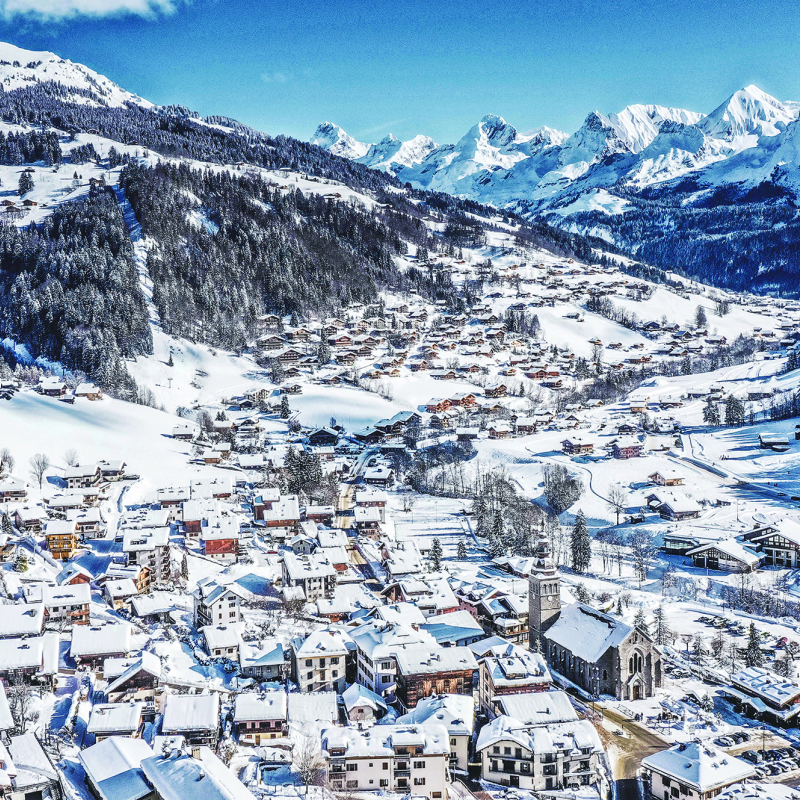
{"left": 261, "top": 71, "right": 290, "bottom": 85}
{"left": 0, "top": 0, "right": 177, "bottom": 19}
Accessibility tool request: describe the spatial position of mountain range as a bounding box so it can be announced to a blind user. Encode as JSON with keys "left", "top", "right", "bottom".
{"left": 312, "top": 86, "right": 800, "bottom": 209}
{"left": 314, "top": 87, "right": 800, "bottom": 292}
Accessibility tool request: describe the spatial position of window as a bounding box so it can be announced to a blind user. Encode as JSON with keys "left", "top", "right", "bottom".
{"left": 493, "top": 747, "right": 500, "bottom": 754}
{"left": 520, "top": 763, "right": 530, "bottom": 774}
{"left": 413, "top": 761, "right": 425, "bottom": 769}
{"left": 382, "top": 763, "right": 389, "bottom": 771}
{"left": 414, "top": 778, "right": 426, "bottom": 786}
{"left": 330, "top": 657, "right": 340, "bottom": 664}
{"left": 346, "top": 764, "right": 358, "bottom": 772}
{"left": 504, "top": 747, "right": 511, "bottom": 755}
{"left": 432, "top": 793, "right": 442, "bottom": 798}
{"left": 380, "top": 780, "right": 388, "bottom": 788}
{"left": 332, "top": 671, "right": 338, "bottom": 678}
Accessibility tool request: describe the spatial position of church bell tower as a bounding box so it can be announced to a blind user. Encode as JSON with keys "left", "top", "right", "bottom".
{"left": 529, "top": 526, "right": 561, "bottom": 652}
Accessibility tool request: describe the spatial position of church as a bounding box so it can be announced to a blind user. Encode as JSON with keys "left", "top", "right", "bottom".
{"left": 528, "top": 531, "right": 662, "bottom": 701}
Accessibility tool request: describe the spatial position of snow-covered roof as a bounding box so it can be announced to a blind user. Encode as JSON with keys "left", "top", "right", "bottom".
{"left": 239, "top": 638, "right": 284, "bottom": 671}
{"left": 162, "top": 693, "right": 220, "bottom": 734}
{"left": 395, "top": 646, "right": 477, "bottom": 676}
{"left": 685, "top": 538, "right": 761, "bottom": 567}
{"left": 79, "top": 737, "right": 154, "bottom": 800}
{"left": 396, "top": 693, "right": 474, "bottom": 736}
{"left": 201, "top": 623, "right": 243, "bottom": 651}
{"left": 234, "top": 691, "right": 287, "bottom": 722}
{"left": 493, "top": 690, "right": 577, "bottom": 726}
{"left": 9, "top": 734, "right": 58, "bottom": 791}
{"left": 730, "top": 666, "right": 800, "bottom": 709}
{"left": 292, "top": 628, "right": 350, "bottom": 658}
{"left": 642, "top": 742, "right": 755, "bottom": 791}
{"left": 420, "top": 609, "right": 486, "bottom": 644}
{"left": 106, "top": 652, "right": 162, "bottom": 695}
{"left": 0, "top": 602, "right": 43, "bottom": 638}
{"left": 546, "top": 603, "right": 634, "bottom": 664}
{"left": 341, "top": 682, "right": 388, "bottom": 715}
{"left": 287, "top": 692, "right": 338, "bottom": 724}
{"left": 476, "top": 715, "right": 601, "bottom": 757}
{"left": 87, "top": 703, "right": 144, "bottom": 735}
{"left": 141, "top": 747, "right": 254, "bottom": 800}
{"left": 0, "top": 634, "right": 58, "bottom": 673}
{"left": 322, "top": 724, "right": 450, "bottom": 758}
{"left": 122, "top": 527, "right": 169, "bottom": 552}
{"left": 70, "top": 624, "right": 132, "bottom": 659}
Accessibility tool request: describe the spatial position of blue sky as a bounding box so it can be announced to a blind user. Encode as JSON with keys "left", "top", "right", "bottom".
{"left": 3, "top": 0, "right": 800, "bottom": 144}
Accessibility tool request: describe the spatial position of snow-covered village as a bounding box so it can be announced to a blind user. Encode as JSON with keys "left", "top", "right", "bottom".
{"left": 0, "top": 17, "right": 800, "bottom": 800}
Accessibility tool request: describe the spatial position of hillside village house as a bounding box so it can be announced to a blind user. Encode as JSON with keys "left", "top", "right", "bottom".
{"left": 161, "top": 692, "right": 220, "bottom": 746}
{"left": 641, "top": 742, "right": 754, "bottom": 800}
{"left": 396, "top": 694, "right": 474, "bottom": 772}
{"left": 234, "top": 690, "right": 288, "bottom": 744}
{"left": 394, "top": 647, "right": 478, "bottom": 712}
{"left": 475, "top": 640, "right": 552, "bottom": 716}
{"left": 291, "top": 629, "right": 349, "bottom": 693}
{"left": 192, "top": 578, "right": 243, "bottom": 628}
{"left": 323, "top": 724, "right": 451, "bottom": 799}
{"left": 476, "top": 714, "right": 603, "bottom": 792}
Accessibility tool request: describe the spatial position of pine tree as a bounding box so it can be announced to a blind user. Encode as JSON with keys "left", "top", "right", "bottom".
{"left": 570, "top": 510, "right": 591, "bottom": 574}
{"left": 2, "top": 513, "right": 12, "bottom": 537}
{"left": 280, "top": 395, "right": 290, "bottom": 419}
{"left": 457, "top": 540, "right": 467, "bottom": 560}
{"left": 13, "top": 549, "right": 28, "bottom": 573}
{"left": 181, "top": 552, "right": 189, "bottom": 582}
{"left": 167, "top": 353, "right": 174, "bottom": 367}
{"left": 774, "top": 655, "right": 791, "bottom": 677}
{"left": 711, "top": 628, "right": 726, "bottom": 665}
{"left": 634, "top": 607, "right": 649, "bottom": 635}
{"left": 652, "top": 605, "right": 670, "bottom": 644}
{"left": 17, "top": 172, "right": 33, "bottom": 196}
{"left": 745, "top": 622, "right": 764, "bottom": 667}
{"left": 725, "top": 394, "right": 745, "bottom": 427}
{"left": 702, "top": 397, "right": 720, "bottom": 426}
{"left": 430, "top": 537, "right": 443, "bottom": 572}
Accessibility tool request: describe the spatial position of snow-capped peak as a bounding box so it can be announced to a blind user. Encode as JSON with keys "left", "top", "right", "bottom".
{"left": 697, "top": 85, "right": 799, "bottom": 145}
{"left": 609, "top": 104, "right": 704, "bottom": 153}
{"left": 0, "top": 41, "right": 153, "bottom": 109}
{"left": 358, "top": 132, "right": 439, "bottom": 174}
{"left": 311, "top": 122, "right": 370, "bottom": 159}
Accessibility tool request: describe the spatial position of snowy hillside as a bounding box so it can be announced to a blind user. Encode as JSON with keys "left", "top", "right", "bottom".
{"left": 0, "top": 42, "right": 153, "bottom": 108}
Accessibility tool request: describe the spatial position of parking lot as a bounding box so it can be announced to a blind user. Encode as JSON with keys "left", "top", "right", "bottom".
{"left": 719, "top": 733, "right": 800, "bottom": 782}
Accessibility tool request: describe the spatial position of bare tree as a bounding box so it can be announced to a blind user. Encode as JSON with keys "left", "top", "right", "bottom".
{"left": 63, "top": 449, "right": 78, "bottom": 467}
{"left": 630, "top": 530, "right": 658, "bottom": 588}
{"left": 606, "top": 485, "right": 626, "bottom": 526}
{"left": 7, "top": 675, "right": 35, "bottom": 732}
{"left": 294, "top": 733, "right": 326, "bottom": 794}
{"left": 29, "top": 453, "right": 50, "bottom": 489}
{"left": 0, "top": 448, "right": 14, "bottom": 477}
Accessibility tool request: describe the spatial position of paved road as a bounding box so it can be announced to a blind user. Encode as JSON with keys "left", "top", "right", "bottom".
{"left": 597, "top": 705, "right": 668, "bottom": 800}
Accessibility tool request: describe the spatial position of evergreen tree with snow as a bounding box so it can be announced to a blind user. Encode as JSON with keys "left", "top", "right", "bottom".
{"left": 280, "top": 395, "right": 290, "bottom": 419}
{"left": 17, "top": 172, "right": 33, "bottom": 196}
{"left": 652, "top": 605, "right": 670, "bottom": 645}
{"left": 1, "top": 513, "right": 12, "bottom": 537}
{"left": 702, "top": 397, "right": 720, "bottom": 426}
{"left": 457, "top": 540, "right": 467, "bottom": 560}
{"left": 181, "top": 552, "right": 189, "bottom": 582}
{"left": 745, "top": 622, "right": 764, "bottom": 667}
{"left": 634, "top": 606, "right": 649, "bottom": 635}
{"left": 725, "top": 394, "right": 745, "bottom": 427}
{"left": 430, "top": 537, "right": 443, "bottom": 572}
{"left": 489, "top": 536, "right": 505, "bottom": 559}
{"left": 317, "top": 341, "right": 331, "bottom": 365}
{"left": 13, "top": 549, "right": 28, "bottom": 573}
{"left": 570, "top": 510, "right": 591, "bottom": 574}
{"left": 694, "top": 305, "right": 707, "bottom": 329}
{"left": 711, "top": 628, "right": 726, "bottom": 666}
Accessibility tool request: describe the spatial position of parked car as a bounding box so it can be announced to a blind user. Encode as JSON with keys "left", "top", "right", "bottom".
{"left": 741, "top": 750, "right": 762, "bottom": 764}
